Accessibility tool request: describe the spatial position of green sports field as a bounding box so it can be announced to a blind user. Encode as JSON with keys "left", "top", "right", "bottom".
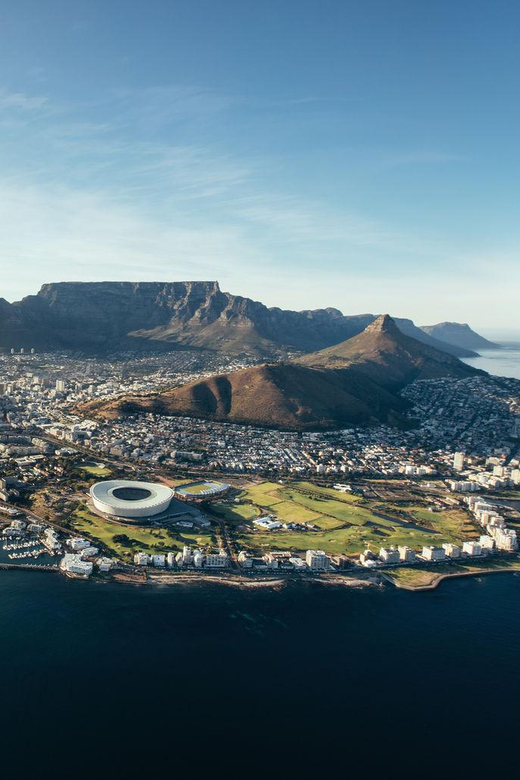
{"left": 212, "top": 480, "right": 478, "bottom": 557}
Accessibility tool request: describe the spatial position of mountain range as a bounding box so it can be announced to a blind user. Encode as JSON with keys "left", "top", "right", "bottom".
{"left": 86, "top": 315, "right": 482, "bottom": 431}
{"left": 0, "top": 281, "right": 489, "bottom": 358}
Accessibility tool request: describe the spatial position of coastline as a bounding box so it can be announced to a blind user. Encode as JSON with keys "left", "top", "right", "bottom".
{"left": 4, "top": 559, "right": 520, "bottom": 593}
{"left": 382, "top": 562, "right": 520, "bottom": 591}
{"left": 112, "top": 570, "right": 380, "bottom": 590}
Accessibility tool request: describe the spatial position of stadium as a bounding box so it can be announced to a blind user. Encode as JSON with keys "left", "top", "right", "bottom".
{"left": 90, "top": 480, "right": 174, "bottom": 520}
{"left": 174, "top": 480, "right": 230, "bottom": 500}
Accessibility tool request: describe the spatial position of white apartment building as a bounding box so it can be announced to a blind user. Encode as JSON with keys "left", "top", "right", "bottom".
{"left": 491, "top": 527, "right": 518, "bottom": 551}
{"left": 421, "top": 546, "right": 446, "bottom": 562}
{"left": 398, "top": 546, "right": 416, "bottom": 562}
{"left": 379, "top": 547, "right": 400, "bottom": 564}
{"left": 69, "top": 537, "right": 91, "bottom": 551}
{"left": 238, "top": 551, "right": 253, "bottom": 568}
{"left": 306, "top": 549, "right": 330, "bottom": 571}
{"left": 479, "top": 535, "right": 495, "bottom": 551}
{"left": 205, "top": 552, "right": 229, "bottom": 568}
{"left": 60, "top": 553, "right": 93, "bottom": 577}
{"left": 442, "top": 543, "right": 461, "bottom": 558}
{"left": 453, "top": 452, "right": 465, "bottom": 471}
{"left": 462, "top": 541, "right": 482, "bottom": 556}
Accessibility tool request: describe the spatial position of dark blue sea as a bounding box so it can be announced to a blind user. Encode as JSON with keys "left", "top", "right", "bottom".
{"left": 2, "top": 572, "right": 520, "bottom": 780}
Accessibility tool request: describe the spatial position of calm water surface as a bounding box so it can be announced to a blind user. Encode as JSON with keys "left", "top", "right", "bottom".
{"left": 463, "top": 343, "right": 520, "bottom": 379}
{"left": 1, "top": 572, "right": 520, "bottom": 779}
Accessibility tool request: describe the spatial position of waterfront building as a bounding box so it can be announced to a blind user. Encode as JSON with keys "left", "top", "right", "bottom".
{"left": 134, "top": 552, "right": 151, "bottom": 566}
{"left": 60, "top": 553, "right": 93, "bottom": 577}
{"left": 238, "top": 551, "right": 253, "bottom": 568}
{"left": 421, "top": 546, "right": 446, "bottom": 561}
{"left": 462, "top": 541, "right": 482, "bottom": 556}
{"left": 97, "top": 558, "right": 114, "bottom": 572}
{"left": 479, "top": 535, "right": 495, "bottom": 551}
{"left": 491, "top": 527, "right": 518, "bottom": 551}
{"left": 193, "top": 552, "right": 205, "bottom": 568}
{"left": 205, "top": 551, "right": 229, "bottom": 568}
{"left": 379, "top": 547, "right": 400, "bottom": 564}
{"left": 398, "top": 546, "right": 416, "bottom": 562}
{"left": 306, "top": 549, "right": 330, "bottom": 571}
{"left": 442, "top": 543, "right": 461, "bottom": 559}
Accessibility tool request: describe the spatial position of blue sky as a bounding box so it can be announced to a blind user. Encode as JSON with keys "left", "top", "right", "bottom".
{"left": 0, "top": 0, "right": 519, "bottom": 328}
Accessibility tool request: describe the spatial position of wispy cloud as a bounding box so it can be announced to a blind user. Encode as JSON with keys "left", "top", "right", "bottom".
{"left": 0, "top": 82, "right": 515, "bottom": 327}
{"left": 0, "top": 87, "right": 48, "bottom": 112}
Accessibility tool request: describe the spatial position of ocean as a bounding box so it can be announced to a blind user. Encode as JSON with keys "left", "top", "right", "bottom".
{"left": 462, "top": 343, "right": 520, "bottom": 380}
{"left": 2, "top": 571, "right": 520, "bottom": 779}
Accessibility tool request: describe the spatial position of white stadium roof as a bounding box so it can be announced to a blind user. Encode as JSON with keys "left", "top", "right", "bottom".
{"left": 90, "top": 480, "right": 174, "bottom": 519}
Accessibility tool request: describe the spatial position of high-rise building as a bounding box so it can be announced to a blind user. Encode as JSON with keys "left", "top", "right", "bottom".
{"left": 306, "top": 549, "right": 330, "bottom": 570}
{"left": 453, "top": 452, "right": 465, "bottom": 470}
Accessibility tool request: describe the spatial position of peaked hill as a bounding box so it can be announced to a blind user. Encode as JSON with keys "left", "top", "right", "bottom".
{"left": 85, "top": 317, "right": 484, "bottom": 431}
{"left": 86, "top": 362, "right": 411, "bottom": 431}
{"left": 295, "top": 315, "right": 482, "bottom": 390}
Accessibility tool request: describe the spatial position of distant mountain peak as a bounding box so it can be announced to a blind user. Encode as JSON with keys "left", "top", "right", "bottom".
{"left": 365, "top": 314, "right": 398, "bottom": 334}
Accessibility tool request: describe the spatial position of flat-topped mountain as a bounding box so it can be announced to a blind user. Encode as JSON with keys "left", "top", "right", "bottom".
{"left": 296, "top": 315, "right": 482, "bottom": 389}
{"left": 420, "top": 321, "right": 500, "bottom": 351}
{"left": 0, "top": 280, "right": 477, "bottom": 357}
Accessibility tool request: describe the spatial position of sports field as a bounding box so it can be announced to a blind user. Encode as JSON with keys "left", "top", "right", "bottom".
{"left": 211, "top": 480, "right": 478, "bottom": 556}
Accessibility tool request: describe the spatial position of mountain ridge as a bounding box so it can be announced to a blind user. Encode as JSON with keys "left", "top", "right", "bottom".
{"left": 0, "top": 280, "right": 480, "bottom": 358}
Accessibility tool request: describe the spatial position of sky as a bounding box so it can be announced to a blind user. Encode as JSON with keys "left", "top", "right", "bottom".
{"left": 0, "top": 0, "right": 519, "bottom": 329}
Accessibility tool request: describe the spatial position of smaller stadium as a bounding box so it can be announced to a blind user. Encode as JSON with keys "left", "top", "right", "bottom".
{"left": 174, "top": 481, "right": 230, "bottom": 501}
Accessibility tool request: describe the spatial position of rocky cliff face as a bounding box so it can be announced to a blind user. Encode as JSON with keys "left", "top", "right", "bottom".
{"left": 0, "top": 280, "right": 476, "bottom": 356}
{"left": 0, "top": 281, "right": 373, "bottom": 353}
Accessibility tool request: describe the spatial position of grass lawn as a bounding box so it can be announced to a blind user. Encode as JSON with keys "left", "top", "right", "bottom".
{"left": 211, "top": 502, "right": 261, "bottom": 523}
{"left": 71, "top": 506, "right": 214, "bottom": 560}
{"left": 291, "top": 481, "right": 365, "bottom": 504}
{"left": 230, "top": 480, "right": 482, "bottom": 556}
{"left": 278, "top": 487, "right": 376, "bottom": 525}
{"left": 76, "top": 464, "right": 111, "bottom": 477}
{"left": 403, "top": 506, "right": 477, "bottom": 540}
